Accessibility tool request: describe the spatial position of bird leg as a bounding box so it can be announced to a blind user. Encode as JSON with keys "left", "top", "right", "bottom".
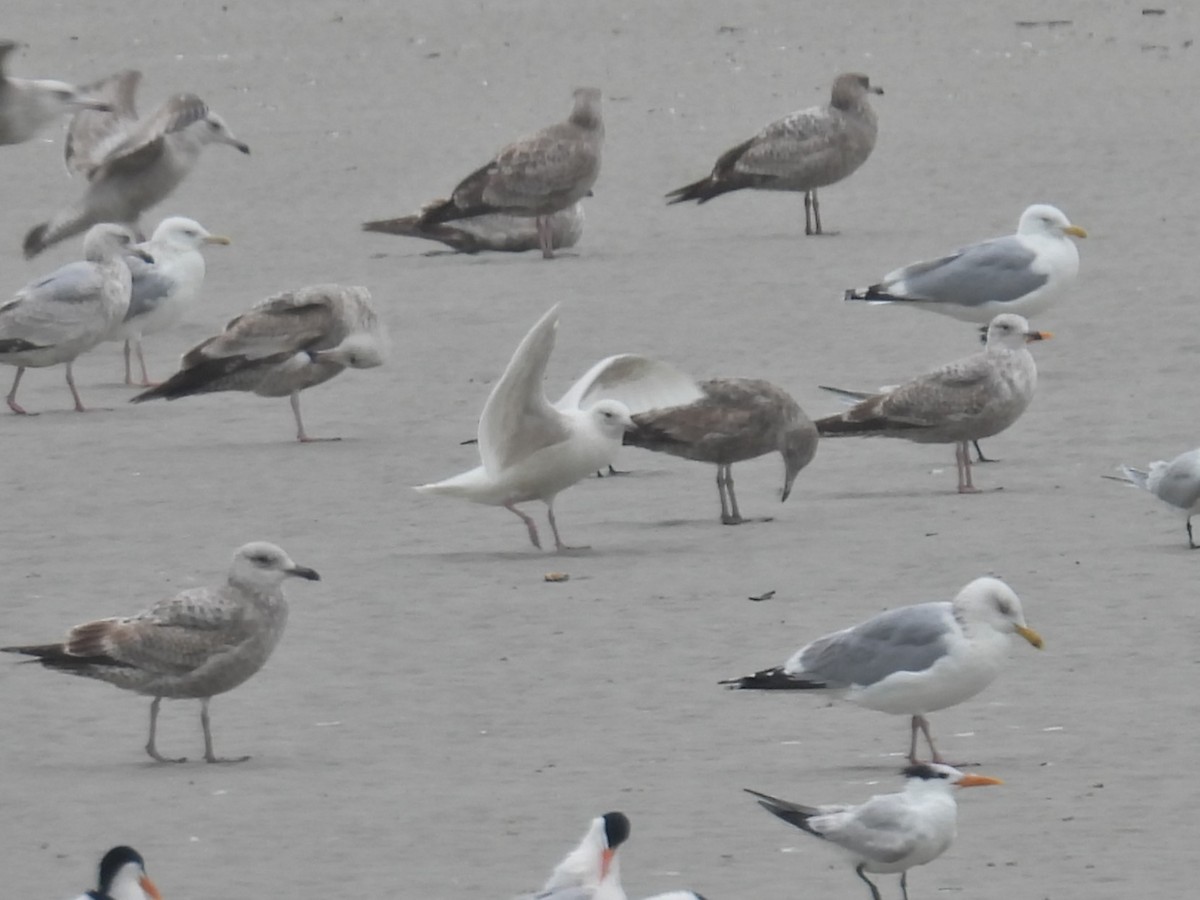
{"left": 292, "top": 392, "right": 340, "bottom": 443}
{"left": 1188, "top": 517, "right": 1197, "bottom": 549}
{"left": 537, "top": 216, "right": 554, "bottom": 259}
{"left": 505, "top": 502, "right": 542, "bottom": 549}
{"left": 123, "top": 339, "right": 135, "bottom": 385}
{"left": 134, "top": 338, "right": 155, "bottom": 387}
{"left": 716, "top": 465, "right": 743, "bottom": 525}
{"left": 803, "top": 191, "right": 815, "bottom": 235}
{"left": 65, "top": 362, "right": 87, "bottom": 412}
{"left": 811, "top": 189, "right": 823, "bottom": 234}
{"left": 955, "top": 442, "right": 980, "bottom": 494}
{"left": 726, "top": 466, "right": 746, "bottom": 524}
{"left": 911, "top": 714, "right": 946, "bottom": 764}
{"left": 854, "top": 863, "right": 883, "bottom": 900}
{"left": 201, "top": 698, "right": 250, "bottom": 764}
{"left": 900, "top": 871, "right": 910, "bottom": 900}
{"left": 972, "top": 440, "right": 997, "bottom": 463}
{"left": 6, "top": 366, "right": 32, "bottom": 415}
{"left": 547, "top": 501, "right": 589, "bottom": 552}
{"left": 145, "top": 697, "right": 186, "bottom": 763}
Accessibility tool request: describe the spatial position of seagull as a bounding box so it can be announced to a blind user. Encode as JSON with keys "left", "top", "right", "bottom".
{"left": 74, "top": 846, "right": 163, "bottom": 900}
{"left": 666, "top": 72, "right": 882, "bottom": 235}
{"left": 623, "top": 378, "right": 819, "bottom": 524}
{"left": 2, "top": 542, "right": 319, "bottom": 763}
{"left": 746, "top": 763, "right": 1002, "bottom": 900}
{"left": 416, "top": 305, "right": 634, "bottom": 551}
{"left": 112, "top": 216, "right": 231, "bottom": 386}
{"left": 720, "top": 575, "right": 1043, "bottom": 763}
{"left": 363, "top": 200, "right": 584, "bottom": 254}
{"left": 814, "top": 314, "right": 1049, "bottom": 493}
{"left": 0, "top": 223, "right": 146, "bottom": 414}
{"left": 0, "top": 39, "right": 112, "bottom": 145}
{"left": 844, "top": 204, "right": 1086, "bottom": 323}
{"left": 417, "top": 87, "right": 604, "bottom": 259}
{"left": 529, "top": 812, "right": 630, "bottom": 900}
{"left": 1105, "top": 448, "right": 1200, "bottom": 548}
{"left": 24, "top": 84, "right": 249, "bottom": 257}
{"left": 131, "top": 284, "right": 387, "bottom": 442}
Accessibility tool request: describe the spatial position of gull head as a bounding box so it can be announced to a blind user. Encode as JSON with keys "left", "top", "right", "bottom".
{"left": 984, "top": 313, "right": 1051, "bottom": 350}
{"left": 1017, "top": 204, "right": 1087, "bottom": 240}
{"left": 96, "top": 846, "right": 162, "bottom": 900}
{"left": 229, "top": 542, "right": 320, "bottom": 590}
{"left": 780, "top": 425, "right": 818, "bottom": 503}
{"left": 312, "top": 332, "right": 388, "bottom": 370}
{"left": 831, "top": 72, "right": 884, "bottom": 108}
{"left": 588, "top": 398, "right": 634, "bottom": 440}
{"left": 198, "top": 111, "right": 251, "bottom": 154}
{"left": 83, "top": 223, "right": 152, "bottom": 263}
{"left": 954, "top": 576, "right": 1044, "bottom": 648}
{"left": 570, "top": 86, "right": 603, "bottom": 129}
{"left": 902, "top": 763, "right": 1004, "bottom": 790}
{"left": 151, "top": 216, "right": 231, "bottom": 251}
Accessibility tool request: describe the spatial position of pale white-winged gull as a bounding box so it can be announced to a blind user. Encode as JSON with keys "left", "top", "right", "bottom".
{"left": 130, "top": 284, "right": 387, "bottom": 442}
{"left": 415, "top": 304, "right": 635, "bottom": 551}
{"left": 2, "top": 542, "right": 319, "bottom": 764}
{"left": 112, "top": 216, "right": 231, "bottom": 386}
{"left": 24, "top": 84, "right": 249, "bottom": 257}
{"left": 77, "top": 847, "right": 163, "bottom": 900}
{"left": 1105, "top": 447, "right": 1200, "bottom": 548}
{"left": 845, "top": 204, "right": 1087, "bottom": 322}
{"left": 623, "top": 378, "right": 819, "bottom": 524}
{"left": 814, "top": 314, "right": 1050, "bottom": 493}
{"left": 416, "top": 87, "right": 603, "bottom": 259}
{"left": 524, "top": 812, "right": 630, "bottom": 900}
{"left": 0, "top": 39, "right": 112, "bottom": 145}
{"left": 0, "top": 223, "right": 146, "bottom": 414}
{"left": 721, "top": 576, "right": 1043, "bottom": 763}
{"left": 363, "top": 200, "right": 584, "bottom": 254}
{"left": 667, "top": 72, "right": 882, "bottom": 235}
{"left": 746, "top": 764, "right": 1002, "bottom": 900}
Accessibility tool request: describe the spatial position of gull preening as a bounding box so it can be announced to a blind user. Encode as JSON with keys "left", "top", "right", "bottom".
{"left": 416, "top": 305, "right": 635, "bottom": 551}
{"left": 528, "top": 811, "right": 631, "bottom": 900}
{"left": 416, "top": 87, "right": 604, "bottom": 259}
{"left": 667, "top": 72, "right": 882, "bottom": 235}
{"left": 72, "top": 846, "right": 163, "bottom": 900}
{"left": 2, "top": 542, "right": 319, "bottom": 764}
{"left": 623, "top": 378, "right": 819, "bottom": 524}
{"left": 721, "top": 576, "right": 1043, "bottom": 764}
{"left": 1106, "top": 447, "right": 1200, "bottom": 548}
{"left": 844, "top": 204, "right": 1086, "bottom": 323}
{"left": 815, "top": 314, "right": 1049, "bottom": 493}
{"left": 24, "top": 77, "right": 249, "bottom": 257}
{"left": 0, "top": 39, "right": 112, "bottom": 145}
{"left": 131, "top": 284, "right": 388, "bottom": 442}
{"left": 363, "top": 200, "right": 584, "bottom": 254}
{"left": 747, "top": 763, "right": 1002, "bottom": 900}
{"left": 112, "top": 215, "right": 231, "bottom": 386}
{"left": 0, "top": 222, "right": 146, "bottom": 414}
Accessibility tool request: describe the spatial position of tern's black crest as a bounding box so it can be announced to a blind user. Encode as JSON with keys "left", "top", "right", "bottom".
{"left": 602, "top": 811, "right": 631, "bottom": 849}
{"left": 903, "top": 763, "right": 951, "bottom": 780}
{"left": 98, "top": 846, "right": 145, "bottom": 891}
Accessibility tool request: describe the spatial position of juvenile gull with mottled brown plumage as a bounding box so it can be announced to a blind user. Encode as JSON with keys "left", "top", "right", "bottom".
{"left": 2, "top": 542, "right": 319, "bottom": 764}
{"left": 131, "top": 284, "right": 387, "bottom": 442}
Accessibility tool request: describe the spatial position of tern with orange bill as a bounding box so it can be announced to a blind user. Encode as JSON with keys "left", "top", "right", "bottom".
{"left": 528, "top": 812, "right": 630, "bottom": 900}
{"left": 72, "top": 846, "right": 162, "bottom": 900}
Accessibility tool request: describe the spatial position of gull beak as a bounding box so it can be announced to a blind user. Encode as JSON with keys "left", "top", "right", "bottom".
{"left": 1024, "top": 331, "right": 1052, "bottom": 343}
{"left": 870, "top": 86, "right": 884, "bottom": 95}
{"left": 139, "top": 874, "right": 163, "bottom": 900}
{"left": 287, "top": 565, "right": 321, "bottom": 581}
{"left": 234, "top": 141, "right": 251, "bottom": 155}
{"left": 1063, "top": 225, "right": 1088, "bottom": 239}
{"left": 600, "top": 848, "right": 615, "bottom": 880}
{"left": 957, "top": 773, "right": 1004, "bottom": 788}
{"left": 203, "top": 235, "right": 232, "bottom": 246}
{"left": 1016, "top": 624, "right": 1044, "bottom": 649}
{"left": 79, "top": 98, "right": 114, "bottom": 112}
{"left": 132, "top": 248, "right": 154, "bottom": 263}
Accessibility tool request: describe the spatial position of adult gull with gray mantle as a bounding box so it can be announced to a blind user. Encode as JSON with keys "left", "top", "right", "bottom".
{"left": 844, "top": 204, "right": 1086, "bottom": 323}
{"left": 1105, "top": 447, "right": 1200, "bottom": 548}
{"left": 364, "top": 200, "right": 584, "bottom": 254}
{"left": 667, "top": 72, "right": 882, "bottom": 235}
{"left": 0, "top": 39, "right": 112, "bottom": 145}
{"left": 2, "top": 542, "right": 319, "bottom": 764}
{"left": 0, "top": 223, "right": 146, "bottom": 414}
{"left": 23, "top": 78, "right": 249, "bottom": 257}
{"left": 416, "top": 305, "right": 635, "bottom": 552}
{"left": 112, "top": 216, "right": 231, "bottom": 386}
{"left": 721, "top": 576, "right": 1043, "bottom": 763}
{"left": 815, "top": 314, "right": 1049, "bottom": 493}
{"left": 416, "top": 87, "right": 603, "bottom": 259}
{"left": 131, "top": 284, "right": 387, "bottom": 442}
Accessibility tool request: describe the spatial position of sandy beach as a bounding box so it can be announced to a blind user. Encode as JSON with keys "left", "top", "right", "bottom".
{"left": 2, "top": 2, "right": 1198, "bottom": 897}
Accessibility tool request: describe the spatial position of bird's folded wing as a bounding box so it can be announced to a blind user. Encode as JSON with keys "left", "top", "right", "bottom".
{"left": 0, "top": 264, "right": 108, "bottom": 345}
{"left": 820, "top": 796, "right": 921, "bottom": 863}
{"left": 884, "top": 236, "right": 1045, "bottom": 307}
{"left": 737, "top": 109, "right": 842, "bottom": 177}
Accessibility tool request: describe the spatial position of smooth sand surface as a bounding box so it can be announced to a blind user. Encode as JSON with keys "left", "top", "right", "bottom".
{"left": 2, "top": 2, "right": 1197, "bottom": 897}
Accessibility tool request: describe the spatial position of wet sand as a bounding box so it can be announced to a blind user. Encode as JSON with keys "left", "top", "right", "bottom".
{"left": 2, "top": 2, "right": 1198, "bottom": 897}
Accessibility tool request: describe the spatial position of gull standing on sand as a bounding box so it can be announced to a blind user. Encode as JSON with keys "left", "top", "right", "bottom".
{"left": 0, "top": 39, "right": 113, "bottom": 145}
{"left": 2, "top": 542, "right": 319, "bottom": 764}
{"left": 112, "top": 216, "right": 231, "bottom": 386}
{"left": 416, "top": 305, "right": 635, "bottom": 551}
{"left": 666, "top": 72, "right": 882, "bottom": 235}
{"left": 721, "top": 576, "right": 1043, "bottom": 764}
{"left": 527, "top": 812, "right": 630, "bottom": 900}
{"left": 72, "top": 846, "right": 163, "bottom": 900}
{"left": 623, "top": 378, "right": 819, "bottom": 524}
{"left": 747, "top": 764, "right": 1002, "bottom": 900}
{"left": 1106, "top": 448, "right": 1200, "bottom": 548}
{"left": 844, "top": 204, "right": 1086, "bottom": 322}
{"left": 131, "top": 284, "right": 387, "bottom": 442}
{"left": 24, "top": 80, "right": 249, "bottom": 257}
{"left": 416, "top": 87, "right": 604, "bottom": 259}
{"left": 363, "top": 200, "right": 584, "bottom": 254}
{"left": 0, "top": 223, "right": 146, "bottom": 414}
{"left": 814, "top": 314, "right": 1049, "bottom": 493}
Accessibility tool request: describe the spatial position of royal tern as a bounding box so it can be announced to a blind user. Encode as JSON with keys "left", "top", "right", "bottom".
{"left": 74, "top": 846, "right": 162, "bottom": 900}
{"left": 532, "top": 811, "right": 630, "bottom": 900}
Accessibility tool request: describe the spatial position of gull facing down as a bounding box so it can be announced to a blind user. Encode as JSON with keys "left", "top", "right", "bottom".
{"left": 416, "top": 305, "right": 634, "bottom": 551}
{"left": 721, "top": 576, "right": 1043, "bottom": 764}
{"left": 0, "top": 39, "right": 112, "bottom": 145}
